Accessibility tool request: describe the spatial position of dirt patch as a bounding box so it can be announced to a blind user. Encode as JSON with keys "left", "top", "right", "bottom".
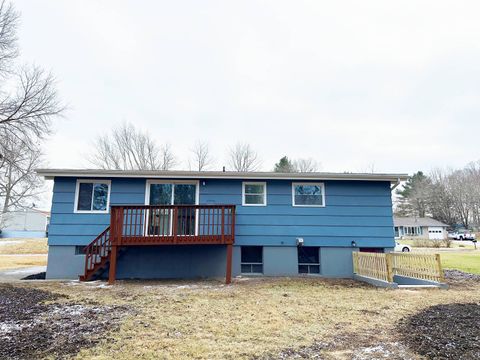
{"left": 445, "top": 269, "right": 480, "bottom": 283}
{"left": 254, "top": 331, "right": 414, "bottom": 359}
{"left": 21, "top": 271, "right": 46, "bottom": 280}
{"left": 0, "top": 284, "right": 131, "bottom": 359}
{"left": 398, "top": 302, "right": 480, "bottom": 359}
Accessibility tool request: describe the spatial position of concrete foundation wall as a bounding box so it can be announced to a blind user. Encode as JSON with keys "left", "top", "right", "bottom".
{"left": 46, "top": 245, "right": 85, "bottom": 279}
{"left": 47, "top": 244, "right": 361, "bottom": 280}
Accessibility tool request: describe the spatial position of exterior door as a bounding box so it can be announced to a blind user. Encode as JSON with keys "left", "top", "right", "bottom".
{"left": 147, "top": 182, "right": 197, "bottom": 236}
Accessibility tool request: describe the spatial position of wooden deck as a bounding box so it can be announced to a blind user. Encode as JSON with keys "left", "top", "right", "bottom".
{"left": 81, "top": 205, "right": 236, "bottom": 284}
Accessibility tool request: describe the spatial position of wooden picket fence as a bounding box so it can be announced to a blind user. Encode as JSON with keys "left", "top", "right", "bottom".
{"left": 352, "top": 252, "right": 444, "bottom": 283}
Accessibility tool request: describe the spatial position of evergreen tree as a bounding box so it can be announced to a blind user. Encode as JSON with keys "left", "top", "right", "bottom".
{"left": 395, "top": 171, "right": 432, "bottom": 217}
{"left": 274, "top": 156, "right": 296, "bottom": 172}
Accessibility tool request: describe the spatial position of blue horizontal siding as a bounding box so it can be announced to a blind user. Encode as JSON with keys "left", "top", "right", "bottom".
{"left": 235, "top": 214, "right": 393, "bottom": 226}
{"left": 200, "top": 180, "right": 390, "bottom": 196}
{"left": 235, "top": 235, "right": 393, "bottom": 247}
{"left": 48, "top": 177, "right": 394, "bottom": 247}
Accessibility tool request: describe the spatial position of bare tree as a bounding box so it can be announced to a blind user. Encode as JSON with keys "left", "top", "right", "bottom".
{"left": 0, "top": 0, "right": 18, "bottom": 75}
{"left": 0, "top": 133, "right": 43, "bottom": 227}
{"left": 189, "top": 141, "right": 213, "bottom": 171}
{"left": 159, "top": 143, "right": 176, "bottom": 171}
{"left": 228, "top": 142, "right": 261, "bottom": 172}
{"left": 0, "top": 1, "right": 62, "bottom": 223}
{"left": 0, "top": 67, "right": 63, "bottom": 150}
{"left": 293, "top": 158, "right": 321, "bottom": 172}
{"left": 88, "top": 123, "right": 176, "bottom": 170}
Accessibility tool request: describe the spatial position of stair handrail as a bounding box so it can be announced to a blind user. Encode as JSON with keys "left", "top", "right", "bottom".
{"left": 83, "top": 226, "right": 111, "bottom": 276}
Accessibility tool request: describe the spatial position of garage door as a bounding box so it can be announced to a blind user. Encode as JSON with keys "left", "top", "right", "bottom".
{"left": 428, "top": 227, "right": 443, "bottom": 240}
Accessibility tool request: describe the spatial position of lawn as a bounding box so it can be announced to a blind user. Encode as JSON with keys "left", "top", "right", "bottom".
{"left": 400, "top": 238, "right": 475, "bottom": 249}
{"left": 10, "top": 277, "right": 480, "bottom": 359}
{"left": 441, "top": 251, "right": 480, "bottom": 274}
{"left": 0, "top": 238, "right": 48, "bottom": 255}
{"left": 0, "top": 238, "right": 48, "bottom": 270}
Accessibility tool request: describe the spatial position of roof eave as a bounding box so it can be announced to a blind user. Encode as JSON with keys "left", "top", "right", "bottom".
{"left": 36, "top": 169, "right": 409, "bottom": 182}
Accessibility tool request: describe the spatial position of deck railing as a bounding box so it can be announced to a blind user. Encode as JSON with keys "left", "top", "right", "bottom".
{"left": 110, "top": 205, "right": 236, "bottom": 245}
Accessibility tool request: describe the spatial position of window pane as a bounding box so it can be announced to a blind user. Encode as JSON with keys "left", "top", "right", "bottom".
{"left": 77, "top": 183, "right": 93, "bottom": 210}
{"left": 294, "top": 194, "right": 323, "bottom": 206}
{"left": 245, "top": 194, "right": 264, "bottom": 205}
{"left": 309, "top": 265, "right": 320, "bottom": 274}
{"left": 294, "top": 184, "right": 323, "bottom": 206}
{"left": 298, "top": 265, "right": 309, "bottom": 274}
{"left": 92, "top": 183, "right": 109, "bottom": 211}
{"left": 241, "top": 264, "right": 252, "bottom": 273}
{"left": 241, "top": 246, "right": 263, "bottom": 263}
{"left": 251, "top": 264, "right": 263, "bottom": 273}
{"left": 298, "top": 247, "right": 319, "bottom": 264}
{"left": 149, "top": 184, "right": 172, "bottom": 205}
{"left": 174, "top": 184, "right": 196, "bottom": 205}
{"left": 245, "top": 184, "right": 264, "bottom": 194}
{"left": 295, "top": 185, "right": 321, "bottom": 196}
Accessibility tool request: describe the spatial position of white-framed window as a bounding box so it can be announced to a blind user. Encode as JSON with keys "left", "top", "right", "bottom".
{"left": 242, "top": 182, "right": 267, "bottom": 206}
{"left": 74, "top": 179, "right": 111, "bottom": 213}
{"left": 292, "top": 182, "right": 325, "bottom": 207}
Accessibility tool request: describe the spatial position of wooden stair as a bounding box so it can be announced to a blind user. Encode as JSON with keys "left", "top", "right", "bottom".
{"left": 79, "top": 226, "right": 112, "bottom": 281}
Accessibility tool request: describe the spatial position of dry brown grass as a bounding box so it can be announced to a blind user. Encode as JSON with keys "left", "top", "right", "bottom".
{"left": 16, "top": 277, "right": 480, "bottom": 359}
{"left": 0, "top": 255, "right": 47, "bottom": 270}
{"left": 0, "top": 238, "right": 48, "bottom": 255}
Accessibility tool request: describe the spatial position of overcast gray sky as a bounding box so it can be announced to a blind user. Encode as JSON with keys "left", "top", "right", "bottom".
{"left": 15, "top": 1, "right": 480, "bottom": 174}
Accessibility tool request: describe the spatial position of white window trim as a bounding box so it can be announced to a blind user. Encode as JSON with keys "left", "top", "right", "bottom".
{"left": 144, "top": 180, "right": 200, "bottom": 237}
{"left": 74, "top": 179, "right": 111, "bottom": 214}
{"left": 144, "top": 179, "right": 200, "bottom": 205}
{"left": 292, "top": 182, "right": 325, "bottom": 207}
{"left": 242, "top": 181, "right": 267, "bottom": 206}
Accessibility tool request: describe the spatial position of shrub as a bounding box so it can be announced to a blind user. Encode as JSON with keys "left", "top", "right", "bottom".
{"left": 442, "top": 238, "right": 453, "bottom": 248}
{"left": 411, "top": 239, "right": 444, "bottom": 248}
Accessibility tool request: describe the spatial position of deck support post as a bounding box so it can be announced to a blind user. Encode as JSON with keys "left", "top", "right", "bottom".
{"left": 108, "top": 245, "right": 118, "bottom": 285}
{"left": 225, "top": 244, "right": 233, "bottom": 284}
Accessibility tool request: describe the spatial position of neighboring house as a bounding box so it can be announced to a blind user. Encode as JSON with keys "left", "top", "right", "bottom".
{"left": 36, "top": 169, "right": 407, "bottom": 282}
{"left": 0, "top": 209, "right": 50, "bottom": 238}
{"left": 393, "top": 217, "right": 449, "bottom": 240}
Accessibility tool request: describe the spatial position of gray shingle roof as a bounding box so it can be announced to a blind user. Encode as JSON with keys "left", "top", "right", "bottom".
{"left": 393, "top": 217, "right": 449, "bottom": 227}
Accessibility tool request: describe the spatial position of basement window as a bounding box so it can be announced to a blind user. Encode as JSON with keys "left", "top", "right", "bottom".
{"left": 75, "top": 246, "right": 86, "bottom": 255}
{"left": 241, "top": 246, "right": 263, "bottom": 274}
{"left": 74, "top": 180, "right": 111, "bottom": 213}
{"left": 298, "top": 247, "right": 320, "bottom": 274}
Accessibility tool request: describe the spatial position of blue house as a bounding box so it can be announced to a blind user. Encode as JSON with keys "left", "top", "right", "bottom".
{"left": 36, "top": 169, "right": 407, "bottom": 283}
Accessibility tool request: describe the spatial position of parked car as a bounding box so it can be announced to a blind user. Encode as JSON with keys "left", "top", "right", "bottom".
{"left": 448, "top": 231, "right": 476, "bottom": 241}
{"left": 395, "top": 242, "right": 411, "bottom": 252}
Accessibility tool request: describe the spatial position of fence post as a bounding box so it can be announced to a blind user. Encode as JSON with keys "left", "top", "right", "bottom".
{"left": 435, "top": 254, "right": 444, "bottom": 282}
{"left": 386, "top": 253, "right": 394, "bottom": 283}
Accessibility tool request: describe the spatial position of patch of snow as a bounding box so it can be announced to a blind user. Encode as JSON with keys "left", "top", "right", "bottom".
{"left": 4, "top": 266, "right": 46, "bottom": 275}
{"left": 0, "top": 240, "right": 22, "bottom": 246}
{"left": 353, "top": 342, "right": 412, "bottom": 360}
{"left": 96, "top": 283, "right": 112, "bottom": 288}
{"left": 175, "top": 285, "right": 198, "bottom": 289}
{"left": 0, "top": 322, "right": 23, "bottom": 333}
